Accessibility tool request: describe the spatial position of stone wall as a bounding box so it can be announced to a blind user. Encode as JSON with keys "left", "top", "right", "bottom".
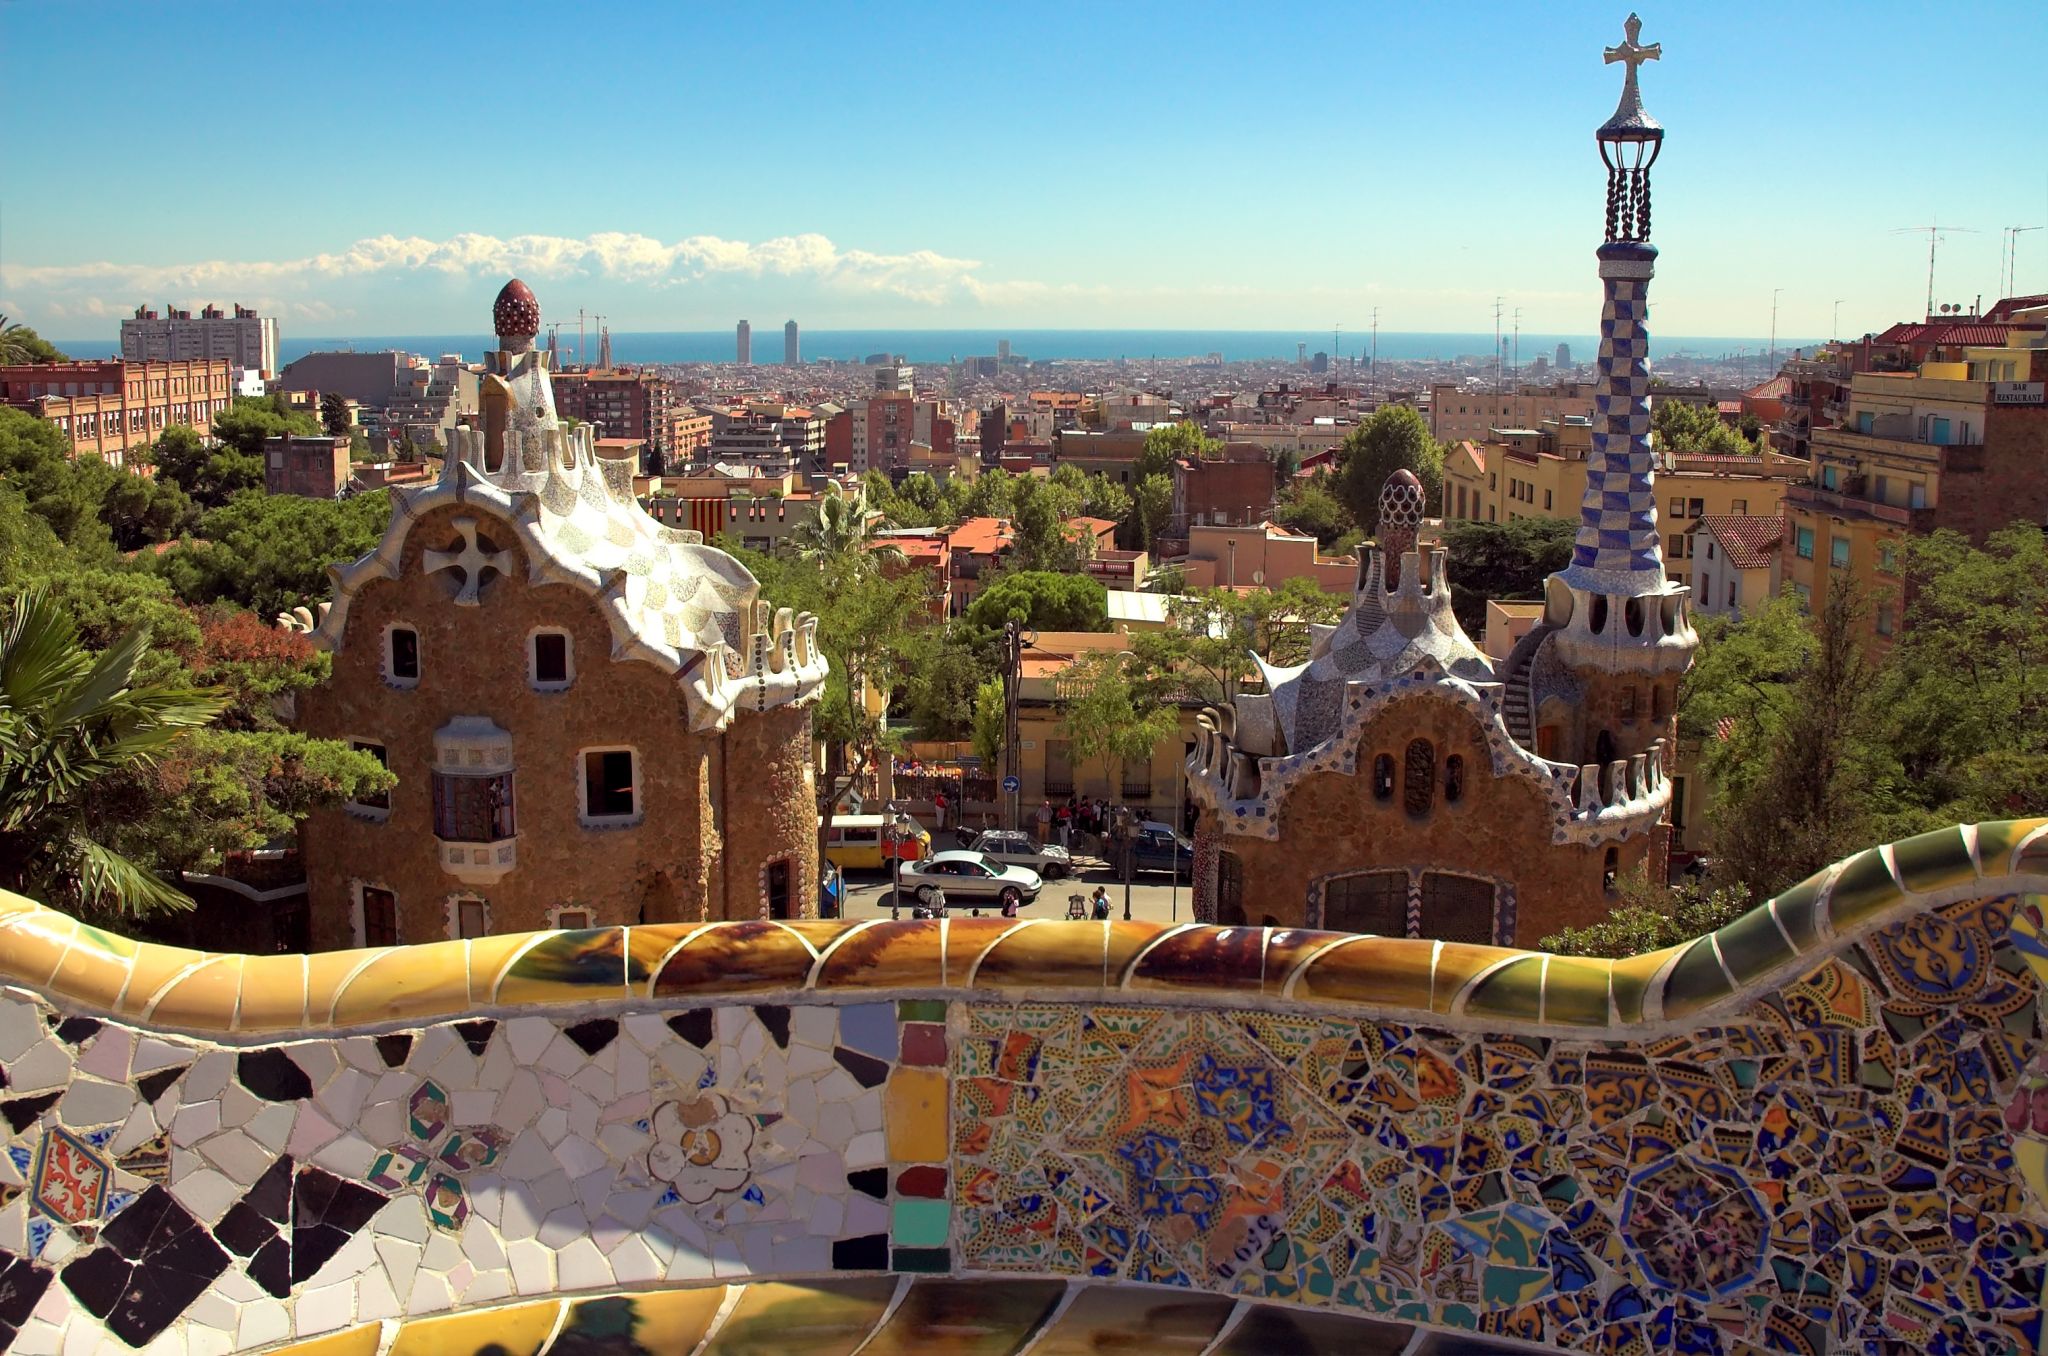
{"left": 1, "top": 820, "right": 2046, "bottom": 1353}
{"left": 297, "top": 503, "right": 814, "bottom": 946}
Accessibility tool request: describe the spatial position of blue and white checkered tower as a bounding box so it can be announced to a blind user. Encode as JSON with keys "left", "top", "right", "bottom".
{"left": 1544, "top": 13, "right": 1695, "bottom": 678}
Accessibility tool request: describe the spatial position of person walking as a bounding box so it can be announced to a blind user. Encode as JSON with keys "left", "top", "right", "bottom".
{"left": 1090, "top": 886, "right": 1112, "bottom": 921}
{"left": 933, "top": 789, "right": 948, "bottom": 833}
{"left": 1035, "top": 800, "right": 1053, "bottom": 845}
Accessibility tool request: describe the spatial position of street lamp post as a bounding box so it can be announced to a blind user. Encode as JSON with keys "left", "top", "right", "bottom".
{"left": 889, "top": 805, "right": 907, "bottom": 920}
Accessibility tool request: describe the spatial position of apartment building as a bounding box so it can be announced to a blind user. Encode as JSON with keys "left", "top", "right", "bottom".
{"left": 549, "top": 368, "right": 680, "bottom": 466}
{"left": 1686, "top": 515, "right": 1784, "bottom": 619}
{"left": 263, "top": 433, "right": 351, "bottom": 499}
{"left": 0, "top": 357, "right": 232, "bottom": 468}
{"left": 121, "top": 303, "right": 279, "bottom": 377}
{"left": 1172, "top": 521, "right": 1357, "bottom": 593}
{"left": 1783, "top": 326, "right": 2048, "bottom": 640}
{"left": 1425, "top": 381, "right": 1595, "bottom": 443}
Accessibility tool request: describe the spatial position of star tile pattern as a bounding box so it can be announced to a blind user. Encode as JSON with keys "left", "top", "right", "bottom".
{"left": 0, "top": 821, "right": 2044, "bottom": 1348}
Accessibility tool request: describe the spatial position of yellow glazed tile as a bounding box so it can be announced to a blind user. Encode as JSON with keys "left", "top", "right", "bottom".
{"left": 1127, "top": 925, "right": 1267, "bottom": 994}
{"left": 1028, "top": 1287, "right": 1236, "bottom": 1354}
{"left": 388, "top": 1299, "right": 562, "bottom": 1356}
{"left": 1541, "top": 955, "right": 1616, "bottom": 1028}
{"left": 858, "top": 1279, "right": 1065, "bottom": 1356}
{"left": 235, "top": 954, "right": 310, "bottom": 1033}
{"left": 777, "top": 920, "right": 855, "bottom": 953}
{"left": 654, "top": 922, "right": 814, "bottom": 997}
{"left": 970, "top": 921, "right": 1105, "bottom": 990}
{"left": 303, "top": 948, "right": 378, "bottom": 1024}
{"left": 114, "top": 940, "right": 211, "bottom": 1019}
{"left": 1458, "top": 955, "right": 1547, "bottom": 1023}
{"left": 267, "top": 1325, "right": 384, "bottom": 1356}
{"left": 1431, "top": 942, "right": 1509, "bottom": 1014}
{"left": 704, "top": 1279, "right": 896, "bottom": 1356}
{"left": 1262, "top": 929, "right": 1342, "bottom": 997}
{"left": 1607, "top": 946, "right": 1679, "bottom": 1024}
{"left": 0, "top": 912, "right": 82, "bottom": 990}
{"left": 885, "top": 1068, "right": 949, "bottom": 1162}
{"left": 1981, "top": 816, "right": 2048, "bottom": 875}
{"left": 330, "top": 944, "right": 470, "bottom": 1026}
{"left": 1889, "top": 824, "right": 1977, "bottom": 895}
{"left": 495, "top": 928, "right": 631, "bottom": 1006}
{"left": 1103, "top": 920, "right": 1161, "bottom": 982}
{"left": 623, "top": 924, "right": 692, "bottom": 990}
{"left": 146, "top": 954, "right": 245, "bottom": 1031}
{"left": 557, "top": 1287, "right": 727, "bottom": 1353}
{"left": 465, "top": 931, "right": 539, "bottom": 1005}
{"left": 941, "top": 917, "right": 1018, "bottom": 986}
{"left": 46, "top": 929, "right": 136, "bottom": 1013}
{"left": 1294, "top": 936, "right": 1435, "bottom": 1011}
{"left": 817, "top": 921, "right": 945, "bottom": 991}
{"left": 0, "top": 889, "right": 44, "bottom": 922}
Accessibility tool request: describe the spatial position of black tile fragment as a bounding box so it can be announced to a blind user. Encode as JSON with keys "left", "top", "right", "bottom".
{"left": 236, "top": 1048, "right": 313, "bottom": 1102}
{"left": 248, "top": 1235, "right": 291, "bottom": 1299}
{"left": 62, "top": 1187, "right": 228, "bottom": 1346}
{"left": 667, "top": 1009, "right": 713, "bottom": 1048}
{"left": 54, "top": 1018, "right": 101, "bottom": 1046}
{"left": 1, "top": 1093, "right": 60, "bottom": 1134}
{"left": 134, "top": 1067, "right": 184, "bottom": 1104}
{"left": 455, "top": 1020, "right": 497, "bottom": 1057}
{"left": 57, "top": 1248, "right": 125, "bottom": 1320}
{"left": 374, "top": 1033, "right": 414, "bottom": 1068}
{"left": 290, "top": 1167, "right": 386, "bottom": 1284}
{"left": 213, "top": 1203, "right": 273, "bottom": 1257}
{"left": 0, "top": 1251, "right": 51, "bottom": 1327}
{"left": 831, "top": 1233, "right": 889, "bottom": 1270}
{"left": 244, "top": 1155, "right": 294, "bottom": 1223}
{"left": 892, "top": 1246, "right": 951, "bottom": 1273}
{"left": 754, "top": 1005, "right": 791, "bottom": 1049}
{"left": 562, "top": 1017, "right": 619, "bottom": 1057}
{"left": 834, "top": 1046, "right": 890, "bottom": 1089}
{"left": 847, "top": 1167, "right": 888, "bottom": 1199}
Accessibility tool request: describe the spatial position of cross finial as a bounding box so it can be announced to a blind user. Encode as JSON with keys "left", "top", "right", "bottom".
{"left": 424, "top": 516, "right": 512, "bottom": 607}
{"left": 1604, "top": 13, "right": 1660, "bottom": 78}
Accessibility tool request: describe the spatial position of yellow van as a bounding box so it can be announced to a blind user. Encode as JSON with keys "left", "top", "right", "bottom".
{"left": 821, "top": 814, "right": 932, "bottom": 871}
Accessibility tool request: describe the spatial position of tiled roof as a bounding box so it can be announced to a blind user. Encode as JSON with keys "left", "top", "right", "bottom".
{"left": 1872, "top": 321, "right": 2042, "bottom": 347}
{"left": 946, "top": 516, "right": 1015, "bottom": 555}
{"left": 1744, "top": 376, "right": 1790, "bottom": 401}
{"left": 1692, "top": 514, "right": 1785, "bottom": 571}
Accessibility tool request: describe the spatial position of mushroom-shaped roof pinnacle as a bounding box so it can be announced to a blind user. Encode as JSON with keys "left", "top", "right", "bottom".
{"left": 493, "top": 279, "right": 540, "bottom": 340}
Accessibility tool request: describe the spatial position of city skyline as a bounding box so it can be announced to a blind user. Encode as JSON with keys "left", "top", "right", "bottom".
{"left": 2, "top": 1, "right": 2044, "bottom": 341}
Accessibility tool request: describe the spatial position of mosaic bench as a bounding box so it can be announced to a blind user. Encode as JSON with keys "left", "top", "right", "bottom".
{"left": 1, "top": 820, "right": 2046, "bottom": 1354}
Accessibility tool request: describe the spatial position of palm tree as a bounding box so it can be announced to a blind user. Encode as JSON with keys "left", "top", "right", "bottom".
{"left": 790, "top": 484, "right": 904, "bottom": 575}
{"left": 0, "top": 315, "right": 45, "bottom": 366}
{"left": 0, "top": 589, "right": 225, "bottom": 916}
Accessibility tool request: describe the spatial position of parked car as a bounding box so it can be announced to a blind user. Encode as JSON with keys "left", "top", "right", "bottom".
{"left": 968, "top": 829, "right": 1073, "bottom": 879}
{"left": 820, "top": 814, "right": 930, "bottom": 871}
{"left": 897, "top": 851, "right": 1044, "bottom": 909}
{"left": 1128, "top": 823, "right": 1194, "bottom": 875}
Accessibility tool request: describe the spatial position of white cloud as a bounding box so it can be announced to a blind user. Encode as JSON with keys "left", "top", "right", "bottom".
{"left": 1, "top": 230, "right": 1004, "bottom": 317}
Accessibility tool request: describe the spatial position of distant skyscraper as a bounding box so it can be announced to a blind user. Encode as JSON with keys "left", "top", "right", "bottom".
{"left": 1555, "top": 341, "right": 1571, "bottom": 368}
{"left": 1297, "top": 342, "right": 1307, "bottom": 366}
{"left": 121, "top": 303, "right": 279, "bottom": 377}
{"left": 737, "top": 320, "right": 752, "bottom": 366}
{"left": 998, "top": 338, "right": 1011, "bottom": 362}
{"left": 784, "top": 320, "right": 800, "bottom": 366}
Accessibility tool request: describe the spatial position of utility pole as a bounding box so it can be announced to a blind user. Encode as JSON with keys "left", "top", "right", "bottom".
{"left": 1833, "top": 299, "right": 1846, "bottom": 342}
{"left": 1000, "top": 622, "right": 1031, "bottom": 832}
{"left": 1493, "top": 297, "right": 1504, "bottom": 395}
{"left": 1768, "top": 289, "right": 1782, "bottom": 368}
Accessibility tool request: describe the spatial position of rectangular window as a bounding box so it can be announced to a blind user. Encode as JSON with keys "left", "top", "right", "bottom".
{"left": 555, "top": 908, "right": 593, "bottom": 929}
{"left": 531, "top": 631, "right": 570, "bottom": 687}
{"left": 388, "top": 626, "right": 420, "bottom": 683}
{"left": 766, "top": 859, "right": 794, "bottom": 920}
{"left": 349, "top": 741, "right": 389, "bottom": 811}
{"left": 1120, "top": 756, "right": 1152, "bottom": 800}
{"left": 1727, "top": 580, "right": 1737, "bottom": 608}
{"left": 1668, "top": 534, "right": 1685, "bottom": 559}
{"left": 1543, "top": 489, "right": 1552, "bottom": 510}
{"left": 433, "top": 771, "right": 516, "bottom": 842}
{"left": 1420, "top": 872, "right": 1496, "bottom": 945}
{"left": 455, "top": 898, "right": 488, "bottom": 939}
{"left": 1044, "top": 740, "right": 1074, "bottom": 797}
{"left": 1875, "top": 603, "right": 1896, "bottom": 637}
{"left": 1731, "top": 499, "right": 1746, "bottom": 514}
{"left": 1820, "top": 465, "right": 1838, "bottom": 490}
{"left": 582, "top": 749, "right": 638, "bottom": 821}
{"left": 1671, "top": 777, "right": 1687, "bottom": 830}
{"left": 361, "top": 887, "right": 397, "bottom": 948}
{"left": 1796, "top": 527, "right": 1815, "bottom": 559}
{"left": 1669, "top": 497, "right": 1684, "bottom": 518}
{"left": 1873, "top": 475, "right": 1888, "bottom": 505}
{"left": 1322, "top": 871, "right": 1408, "bottom": 935}
{"left": 1687, "top": 498, "right": 1704, "bottom": 518}
{"left": 1909, "top": 483, "right": 1926, "bottom": 509}
{"left": 1830, "top": 536, "right": 1850, "bottom": 569}
{"left": 1878, "top": 544, "right": 1898, "bottom": 574}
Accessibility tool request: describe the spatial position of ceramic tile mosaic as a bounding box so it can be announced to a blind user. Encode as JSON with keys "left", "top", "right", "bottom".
{"left": 0, "top": 819, "right": 2044, "bottom": 1350}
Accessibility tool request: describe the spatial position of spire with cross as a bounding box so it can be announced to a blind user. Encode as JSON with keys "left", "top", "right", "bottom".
{"left": 1601, "top": 13, "right": 1662, "bottom": 135}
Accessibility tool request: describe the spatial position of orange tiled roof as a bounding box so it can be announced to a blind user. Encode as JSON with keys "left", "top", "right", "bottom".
{"left": 1691, "top": 514, "right": 1785, "bottom": 571}
{"left": 946, "top": 516, "right": 1015, "bottom": 555}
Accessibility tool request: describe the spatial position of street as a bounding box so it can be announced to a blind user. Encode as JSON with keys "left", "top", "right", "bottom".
{"left": 835, "top": 861, "right": 1201, "bottom": 925}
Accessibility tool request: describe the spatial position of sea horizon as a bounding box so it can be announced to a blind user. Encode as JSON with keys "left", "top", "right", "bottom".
{"left": 52, "top": 328, "right": 1821, "bottom": 370}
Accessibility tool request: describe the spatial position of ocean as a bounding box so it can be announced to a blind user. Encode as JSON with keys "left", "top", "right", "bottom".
{"left": 54, "top": 329, "right": 1807, "bottom": 368}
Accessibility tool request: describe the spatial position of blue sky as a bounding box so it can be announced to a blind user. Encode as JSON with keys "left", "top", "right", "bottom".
{"left": 3, "top": 0, "right": 2043, "bottom": 339}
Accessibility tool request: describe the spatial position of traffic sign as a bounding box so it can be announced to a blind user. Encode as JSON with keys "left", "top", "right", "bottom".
{"left": 1001, "top": 775, "right": 1021, "bottom": 793}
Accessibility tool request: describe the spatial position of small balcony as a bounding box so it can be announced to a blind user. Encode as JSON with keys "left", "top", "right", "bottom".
{"left": 1785, "top": 481, "right": 1932, "bottom": 530}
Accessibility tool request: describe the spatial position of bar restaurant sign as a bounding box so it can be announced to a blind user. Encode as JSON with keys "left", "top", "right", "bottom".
{"left": 1992, "top": 382, "right": 2044, "bottom": 405}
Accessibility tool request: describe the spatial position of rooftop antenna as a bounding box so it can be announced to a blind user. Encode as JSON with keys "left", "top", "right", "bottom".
{"left": 1493, "top": 296, "right": 1504, "bottom": 394}
{"left": 2007, "top": 225, "right": 2044, "bottom": 298}
{"left": 1892, "top": 219, "right": 1976, "bottom": 320}
{"left": 1768, "top": 288, "right": 1782, "bottom": 368}
{"left": 1333, "top": 322, "right": 1341, "bottom": 366}
{"left": 1512, "top": 307, "right": 1522, "bottom": 376}
{"left": 1370, "top": 307, "right": 1380, "bottom": 373}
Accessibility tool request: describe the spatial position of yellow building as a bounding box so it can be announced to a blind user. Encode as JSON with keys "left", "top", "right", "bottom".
{"left": 1782, "top": 335, "right": 2047, "bottom": 642}
{"left": 1008, "top": 632, "right": 1203, "bottom": 822}
{"left": 1442, "top": 419, "right": 1805, "bottom": 592}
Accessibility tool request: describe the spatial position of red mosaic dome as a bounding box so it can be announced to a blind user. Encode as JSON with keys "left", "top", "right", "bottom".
{"left": 493, "top": 278, "right": 540, "bottom": 339}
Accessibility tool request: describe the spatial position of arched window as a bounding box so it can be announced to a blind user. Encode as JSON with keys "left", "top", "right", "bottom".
{"left": 1372, "top": 754, "right": 1396, "bottom": 801}
{"left": 1321, "top": 871, "right": 1408, "bottom": 935}
{"left": 1625, "top": 597, "right": 1645, "bottom": 636}
{"left": 1589, "top": 595, "right": 1609, "bottom": 635}
{"left": 1443, "top": 755, "right": 1465, "bottom": 804}
{"left": 1403, "top": 740, "right": 1436, "bottom": 816}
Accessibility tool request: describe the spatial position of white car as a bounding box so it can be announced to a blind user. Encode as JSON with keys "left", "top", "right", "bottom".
{"left": 968, "top": 830, "right": 1073, "bottom": 879}
{"left": 898, "top": 851, "right": 1044, "bottom": 908}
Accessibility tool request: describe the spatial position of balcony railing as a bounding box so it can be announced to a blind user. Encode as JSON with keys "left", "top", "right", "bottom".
{"left": 1785, "top": 481, "right": 1931, "bottom": 529}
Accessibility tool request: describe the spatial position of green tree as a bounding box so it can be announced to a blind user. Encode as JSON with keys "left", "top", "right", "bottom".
{"left": 0, "top": 589, "right": 226, "bottom": 916}
{"left": 1007, "top": 476, "right": 1089, "bottom": 571}
{"left": 1441, "top": 517, "right": 1576, "bottom": 632}
{"left": 789, "top": 483, "right": 902, "bottom": 572}
{"left": 147, "top": 491, "right": 391, "bottom": 617}
{"left": 1058, "top": 650, "right": 1178, "bottom": 802}
{"left": 1271, "top": 477, "right": 1354, "bottom": 547}
{"left": 0, "top": 407, "right": 118, "bottom": 559}
{"left": 965, "top": 571, "right": 1109, "bottom": 632}
{"left": 149, "top": 423, "right": 263, "bottom": 508}
{"left": 1135, "top": 421, "right": 1220, "bottom": 482}
{"left": 0, "top": 317, "right": 68, "bottom": 365}
{"left": 1702, "top": 582, "right": 1882, "bottom": 899}
{"left": 210, "top": 395, "right": 319, "bottom": 462}
{"left": 100, "top": 473, "right": 197, "bottom": 552}
{"left": 1133, "top": 473, "right": 1174, "bottom": 552}
{"left": 1652, "top": 398, "right": 1756, "bottom": 456}
{"left": 1129, "top": 578, "right": 1347, "bottom": 703}
{"left": 1539, "top": 874, "right": 1755, "bottom": 957}
{"left": 1334, "top": 406, "right": 1444, "bottom": 534}
{"left": 319, "top": 392, "right": 352, "bottom": 438}
{"left": 971, "top": 674, "right": 1007, "bottom": 768}
{"left": 904, "top": 627, "right": 998, "bottom": 740}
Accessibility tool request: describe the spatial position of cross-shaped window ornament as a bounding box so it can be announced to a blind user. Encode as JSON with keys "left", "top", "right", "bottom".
{"left": 424, "top": 516, "right": 512, "bottom": 607}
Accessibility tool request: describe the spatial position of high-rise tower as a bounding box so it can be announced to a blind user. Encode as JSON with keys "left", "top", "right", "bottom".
{"left": 1542, "top": 11, "right": 1695, "bottom": 761}
{"left": 737, "top": 320, "right": 752, "bottom": 366}
{"left": 784, "top": 320, "right": 800, "bottom": 367}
